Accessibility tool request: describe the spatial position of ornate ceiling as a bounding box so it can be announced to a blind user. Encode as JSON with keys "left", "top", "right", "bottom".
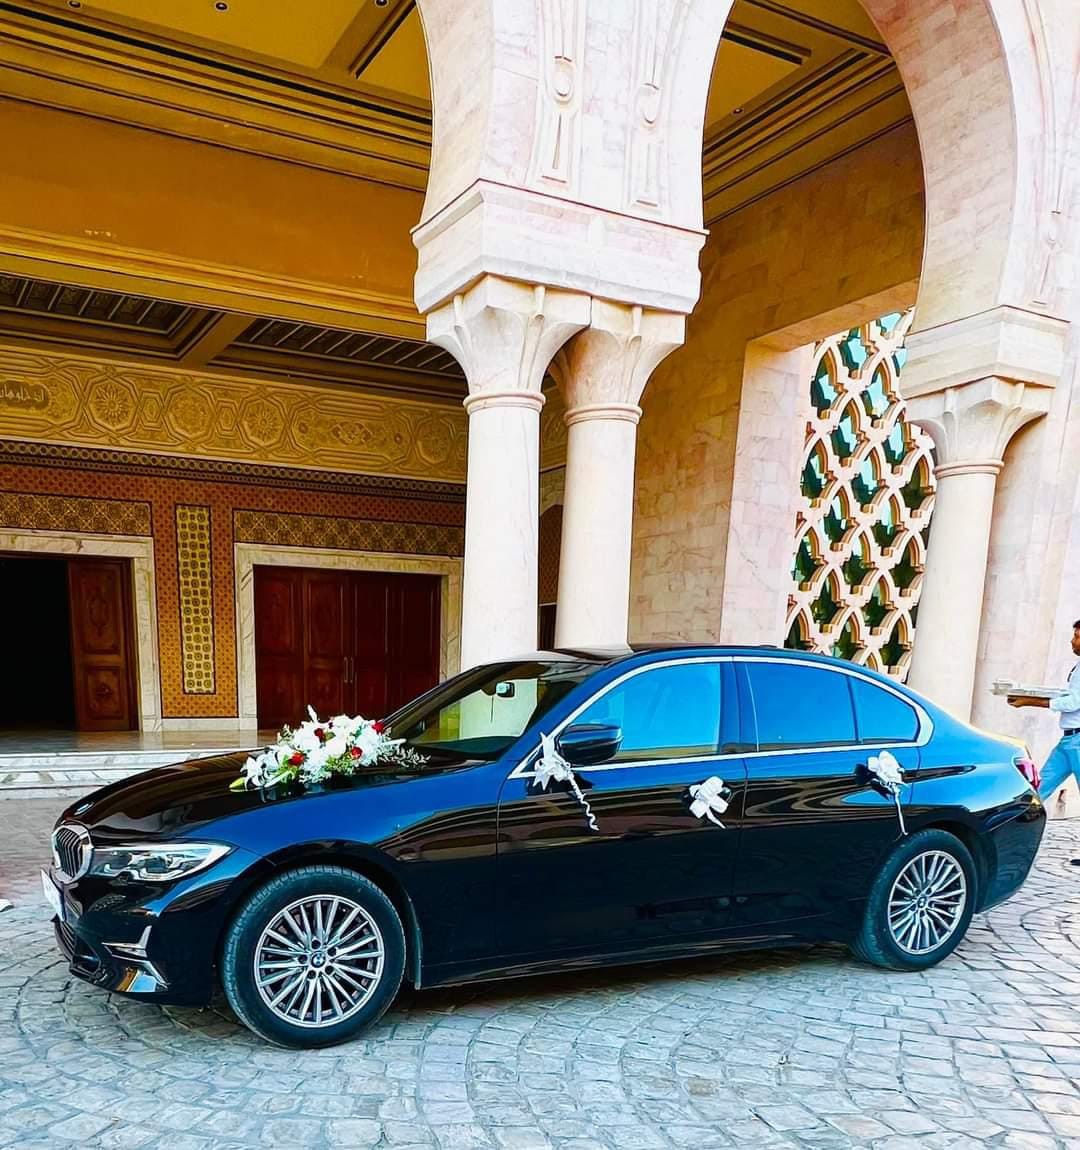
{"left": 0, "top": 272, "right": 468, "bottom": 400}
{"left": 3, "top": 0, "right": 910, "bottom": 214}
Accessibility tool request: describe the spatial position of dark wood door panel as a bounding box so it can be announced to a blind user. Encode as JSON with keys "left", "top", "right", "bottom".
{"left": 254, "top": 571, "right": 302, "bottom": 658}
{"left": 390, "top": 575, "right": 441, "bottom": 713}
{"left": 254, "top": 567, "right": 304, "bottom": 732}
{"left": 304, "top": 571, "right": 353, "bottom": 717}
{"left": 353, "top": 572, "right": 390, "bottom": 717}
{"left": 68, "top": 558, "right": 136, "bottom": 731}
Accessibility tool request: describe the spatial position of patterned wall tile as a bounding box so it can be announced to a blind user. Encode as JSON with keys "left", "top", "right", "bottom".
{"left": 175, "top": 505, "right": 215, "bottom": 694}
{"left": 234, "top": 509, "right": 464, "bottom": 557}
{"left": 538, "top": 504, "right": 563, "bottom": 604}
{"left": 0, "top": 491, "right": 151, "bottom": 536}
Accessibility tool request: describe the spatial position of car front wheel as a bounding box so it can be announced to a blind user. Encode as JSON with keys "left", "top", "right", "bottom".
{"left": 851, "top": 828, "right": 976, "bottom": 971}
{"left": 221, "top": 865, "right": 405, "bottom": 1047}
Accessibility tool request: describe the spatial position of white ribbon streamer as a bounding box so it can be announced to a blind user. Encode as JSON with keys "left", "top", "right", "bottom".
{"left": 867, "top": 749, "right": 907, "bottom": 835}
{"left": 535, "top": 732, "right": 599, "bottom": 832}
{"left": 688, "top": 776, "right": 730, "bottom": 828}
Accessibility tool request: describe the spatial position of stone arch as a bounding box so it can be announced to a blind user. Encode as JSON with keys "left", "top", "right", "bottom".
{"left": 858, "top": 0, "right": 1042, "bottom": 329}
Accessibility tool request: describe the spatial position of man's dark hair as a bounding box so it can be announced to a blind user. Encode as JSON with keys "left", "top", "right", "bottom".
{"left": 1074, "top": 619, "right": 1080, "bottom": 630}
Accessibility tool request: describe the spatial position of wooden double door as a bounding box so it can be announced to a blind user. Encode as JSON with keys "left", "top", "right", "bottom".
{"left": 254, "top": 566, "right": 441, "bottom": 730}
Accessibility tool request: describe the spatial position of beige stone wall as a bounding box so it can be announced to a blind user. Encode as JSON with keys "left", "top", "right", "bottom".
{"left": 630, "top": 124, "right": 925, "bottom": 642}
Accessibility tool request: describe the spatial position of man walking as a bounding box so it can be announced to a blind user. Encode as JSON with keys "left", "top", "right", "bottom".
{"left": 1009, "top": 620, "right": 1080, "bottom": 820}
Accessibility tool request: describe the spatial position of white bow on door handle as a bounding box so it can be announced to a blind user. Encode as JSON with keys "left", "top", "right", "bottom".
{"left": 688, "top": 776, "right": 731, "bottom": 828}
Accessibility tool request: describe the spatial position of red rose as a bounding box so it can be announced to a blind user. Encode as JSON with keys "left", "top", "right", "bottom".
{"left": 288, "top": 751, "right": 304, "bottom": 766}
{"left": 372, "top": 721, "right": 385, "bottom": 735}
{"left": 350, "top": 746, "right": 362, "bottom": 759}
{"left": 314, "top": 728, "right": 325, "bottom": 741}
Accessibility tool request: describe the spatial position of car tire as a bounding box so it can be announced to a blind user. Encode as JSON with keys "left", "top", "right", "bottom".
{"left": 851, "top": 828, "right": 977, "bottom": 971}
{"left": 221, "top": 865, "right": 405, "bottom": 1048}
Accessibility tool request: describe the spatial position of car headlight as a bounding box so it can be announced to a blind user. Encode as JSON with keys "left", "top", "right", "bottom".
{"left": 88, "top": 842, "right": 232, "bottom": 882}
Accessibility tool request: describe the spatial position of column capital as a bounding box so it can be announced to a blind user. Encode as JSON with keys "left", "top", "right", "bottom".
{"left": 905, "top": 375, "right": 1053, "bottom": 469}
{"left": 901, "top": 305, "right": 1068, "bottom": 397}
{"left": 552, "top": 300, "right": 685, "bottom": 417}
{"left": 427, "top": 275, "right": 591, "bottom": 404}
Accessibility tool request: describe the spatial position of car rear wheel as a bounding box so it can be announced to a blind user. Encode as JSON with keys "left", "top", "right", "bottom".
{"left": 851, "top": 829, "right": 976, "bottom": 971}
{"left": 221, "top": 865, "right": 405, "bottom": 1047}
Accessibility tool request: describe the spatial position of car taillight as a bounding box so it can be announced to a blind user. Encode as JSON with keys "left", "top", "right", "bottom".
{"left": 1014, "top": 752, "right": 1040, "bottom": 790}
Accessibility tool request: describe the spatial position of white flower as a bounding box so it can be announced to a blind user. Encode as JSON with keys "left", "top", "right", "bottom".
{"left": 356, "top": 726, "right": 381, "bottom": 758}
{"left": 329, "top": 714, "right": 361, "bottom": 736}
{"left": 323, "top": 734, "right": 349, "bottom": 760}
{"left": 292, "top": 725, "right": 323, "bottom": 756}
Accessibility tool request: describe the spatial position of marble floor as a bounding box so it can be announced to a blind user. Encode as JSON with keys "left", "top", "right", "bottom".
{"left": 0, "top": 728, "right": 268, "bottom": 755}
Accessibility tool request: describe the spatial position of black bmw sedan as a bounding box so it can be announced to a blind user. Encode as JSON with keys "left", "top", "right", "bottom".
{"left": 43, "top": 646, "right": 1045, "bottom": 1047}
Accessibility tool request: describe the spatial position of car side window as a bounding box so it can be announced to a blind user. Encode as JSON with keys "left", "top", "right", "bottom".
{"left": 850, "top": 676, "right": 919, "bottom": 743}
{"left": 743, "top": 661, "right": 856, "bottom": 750}
{"left": 571, "top": 662, "right": 722, "bottom": 762}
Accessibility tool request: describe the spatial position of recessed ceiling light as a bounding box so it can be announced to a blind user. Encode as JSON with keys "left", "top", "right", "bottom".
{"left": 215, "top": 1, "right": 228, "bottom": 9}
{"left": 733, "top": 107, "right": 744, "bottom": 115}
{"left": 67, "top": 0, "right": 81, "bottom": 8}
{"left": 375, "top": 0, "right": 389, "bottom": 7}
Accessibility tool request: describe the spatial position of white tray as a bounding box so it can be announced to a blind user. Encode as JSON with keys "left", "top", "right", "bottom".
{"left": 991, "top": 679, "right": 1066, "bottom": 699}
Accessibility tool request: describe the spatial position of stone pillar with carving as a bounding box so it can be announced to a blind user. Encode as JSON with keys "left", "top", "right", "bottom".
{"left": 413, "top": 2, "right": 727, "bottom": 665}
{"left": 551, "top": 301, "right": 684, "bottom": 649}
{"left": 902, "top": 308, "right": 1067, "bottom": 718}
{"left": 427, "top": 275, "right": 589, "bottom": 668}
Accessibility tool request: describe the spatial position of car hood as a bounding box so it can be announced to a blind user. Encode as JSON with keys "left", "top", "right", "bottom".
{"left": 61, "top": 748, "right": 483, "bottom": 841}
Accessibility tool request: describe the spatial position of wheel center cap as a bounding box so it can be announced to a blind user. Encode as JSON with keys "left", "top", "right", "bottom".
{"left": 312, "top": 953, "right": 326, "bottom": 968}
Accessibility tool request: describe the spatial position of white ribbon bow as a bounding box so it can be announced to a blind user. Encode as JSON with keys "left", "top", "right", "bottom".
{"left": 688, "top": 776, "right": 730, "bottom": 828}
{"left": 867, "top": 749, "right": 907, "bottom": 835}
{"left": 535, "top": 732, "right": 599, "bottom": 832}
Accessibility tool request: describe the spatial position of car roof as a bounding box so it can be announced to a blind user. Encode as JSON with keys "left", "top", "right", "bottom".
{"left": 523, "top": 643, "right": 788, "bottom": 663}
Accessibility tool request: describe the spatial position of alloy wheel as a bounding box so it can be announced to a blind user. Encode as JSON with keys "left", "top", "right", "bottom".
{"left": 253, "top": 895, "right": 385, "bottom": 1028}
{"left": 887, "top": 849, "right": 967, "bottom": 956}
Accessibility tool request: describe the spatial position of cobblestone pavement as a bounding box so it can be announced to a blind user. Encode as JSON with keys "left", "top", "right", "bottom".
{"left": 3, "top": 799, "right": 1080, "bottom": 1149}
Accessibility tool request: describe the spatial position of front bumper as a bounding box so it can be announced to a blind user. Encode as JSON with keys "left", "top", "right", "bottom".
{"left": 47, "top": 846, "right": 263, "bottom": 1006}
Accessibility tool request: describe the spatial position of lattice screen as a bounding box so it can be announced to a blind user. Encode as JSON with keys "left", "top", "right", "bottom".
{"left": 784, "top": 311, "right": 935, "bottom": 679}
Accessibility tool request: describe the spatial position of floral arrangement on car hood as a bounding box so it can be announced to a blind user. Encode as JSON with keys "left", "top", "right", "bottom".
{"left": 230, "top": 707, "right": 426, "bottom": 792}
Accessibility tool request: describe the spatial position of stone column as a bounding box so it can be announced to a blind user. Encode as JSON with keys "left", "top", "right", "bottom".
{"left": 899, "top": 308, "right": 1067, "bottom": 719}
{"left": 427, "top": 275, "right": 589, "bottom": 668}
{"left": 906, "top": 377, "right": 1052, "bottom": 718}
{"left": 551, "top": 302, "right": 684, "bottom": 649}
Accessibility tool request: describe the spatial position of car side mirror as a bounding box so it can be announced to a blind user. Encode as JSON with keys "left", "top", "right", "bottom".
{"left": 556, "top": 723, "right": 622, "bottom": 767}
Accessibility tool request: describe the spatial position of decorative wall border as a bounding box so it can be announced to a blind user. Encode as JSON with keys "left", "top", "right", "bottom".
{"left": 234, "top": 508, "right": 464, "bottom": 557}
{"left": 0, "top": 344, "right": 468, "bottom": 483}
{"left": 0, "top": 528, "right": 162, "bottom": 730}
{"left": 0, "top": 438, "right": 466, "bottom": 503}
{"left": 234, "top": 543, "right": 463, "bottom": 728}
{"left": 0, "top": 490, "right": 151, "bottom": 536}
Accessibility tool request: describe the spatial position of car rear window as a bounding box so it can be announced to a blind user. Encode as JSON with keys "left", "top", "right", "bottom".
{"left": 850, "top": 676, "right": 919, "bottom": 743}
{"left": 744, "top": 661, "right": 857, "bottom": 749}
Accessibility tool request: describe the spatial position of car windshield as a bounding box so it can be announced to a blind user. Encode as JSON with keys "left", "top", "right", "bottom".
{"left": 387, "top": 659, "right": 602, "bottom": 761}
